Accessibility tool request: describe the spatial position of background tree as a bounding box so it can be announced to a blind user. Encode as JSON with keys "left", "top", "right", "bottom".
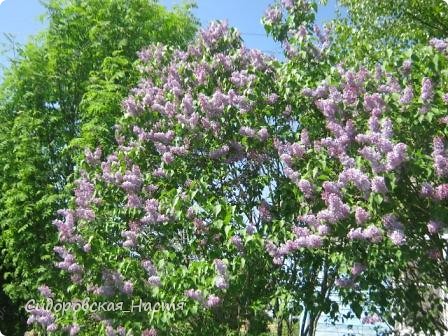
{"left": 332, "top": 0, "right": 448, "bottom": 66}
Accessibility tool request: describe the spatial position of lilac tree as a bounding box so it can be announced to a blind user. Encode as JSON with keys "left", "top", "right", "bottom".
{"left": 26, "top": 1, "right": 448, "bottom": 336}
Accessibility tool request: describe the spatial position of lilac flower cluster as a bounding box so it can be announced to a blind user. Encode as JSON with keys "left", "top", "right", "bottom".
{"left": 231, "top": 70, "right": 256, "bottom": 88}
{"left": 316, "top": 194, "right": 350, "bottom": 224}
{"left": 362, "top": 313, "right": 382, "bottom": 324}
{"left": 430, "top": 38, "right": 448, "bottom": 55}
{"left": 141, "top": 198, "right": 168, "bottom": 225}
{"left": 38, "top": 285, "right": 54, "bottom": 298}
{"left": 214, "top": 259, "right": 229, "bottom": 290}
{"left": 347, "top": 225, "right": 383, "bottom": 243}
{"left": 200, "top": 21, "right": 234, "bottom": 49}
{"left": 258, "top": 200, "right": 272, "bottom": 222}
{"left": 121, "top": 229, "right": 138, "bottom": 248}
{"left": 66, "top": 324, "right": 80, "bottom": 336}
{"left": 263, "top": 5, "right": 282, "bottom": 25}
{"left": 74, "top": 174, "right": 99, "bottom": 221}
{"left": 427, "top": 220, "right": 442, "bottom": 235}
{"left": 53, "top": 209, "right": 81, "bottom": 244}
{"left": 265, "top": 226, "right": 325, "bottom": 263}
{"left": 351, "top": 262, "right": 366, "bottom": 277}
{"left": 421, "top": 77, "right": 434, "bottom": 104}
{"left": 385, "top": 143, "right": 407, "bottom": 171}
{"left": 371, "top": 176, "right": 388, "bottom": 194}
{"left": 400, "top": 86, "right": 413, "bottom": 105}
{"left": 355, "top": 207, "right": 370, "bottom": 225}
{"left": 420, "top": 182, "right": 448, "bottom": 201}
{"left": 339, "top": 168, "right": 371, "bottom": 196}
{"left": 432, "top": 136, "right": 448, "bottom": 177}
{"left": 92, "top": 270, "right": 133, "bottom": 296}
{"left": 27, "top": 308, "right": 57, "bottom": 332}
{"left": 105, "top": 324, "right": 127, "bottom": 336}
{"left": 142, "top": 328, "right": 158, "bottom": 336}
{"left": 185, "top": 289, "right": 221, "bottom": 309}
{"left": 382, "top": 214, "right": 406, "bottom": 245}
{"left": 231, "top": 235, "right": 244, "bottom": 251}
{"left": 265, "top": 240, "right": 284, "bottom": 265}
{"left": 85, "top": 147, "right": 102, "bottom": 165}
{"left": 54, "top": 246, "right": 84, "bottom": 283}
{"left": 298, "top": 179, "right": 314, "bottom": 198}
{"left": 142, "top": 260, "right": 161, "bottom": 287}
{"left": 335, "top": 277, "right": 354, "bottom": 289}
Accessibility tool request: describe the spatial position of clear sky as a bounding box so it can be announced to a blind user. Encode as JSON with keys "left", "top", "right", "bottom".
{"left": 0, "top": 0, "right": 338, "bottom": 77}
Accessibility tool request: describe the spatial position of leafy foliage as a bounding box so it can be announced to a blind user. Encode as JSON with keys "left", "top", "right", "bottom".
{"left": 0, "top": 0, "right": 197, "bottom": 333}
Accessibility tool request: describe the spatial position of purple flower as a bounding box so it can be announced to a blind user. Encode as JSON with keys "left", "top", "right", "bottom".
{"left": 401, "top": 60, "right": 412, "bottom": 75}
{"left": 298, "top": 179, "right": 314, "bottom": 199}
{"left": 306, "top": 234, "right": 323, "bottom": 248}
{"left": 382, "top": 214, "right": 404, "bottom": 231}
{"left": 246, "top": 223, "right": 256, "bottom": 235}
{"left": 47, "top": 323, "right": 58, "bottom": 332}
{"left": 355, "top": 207, "right": 370, "bottom": 225}
{"left": 389, "top": 230, "right": 406, "bottom": 245}
{"left": 317, "top": 194, "right": 350, "bottom": 224}
{"left": 427, "top": 220, "right": 442, "bottom": 235}
{"left": 239, "top": 126, "right": 257, "bottom": 138}
{"left": 443, "top": 93, "right": 448, "bottom": 105}
{"left": 432, "top": 137, "right": 448, "bottom": 177}
{"left": 121, "top": 230, "right": 137, "bottom": 248}
{"left": 69, "top": 324, "right": 80, "bottom": 336}
{"left": 142, "top": 328, "right": 158, "bottom": 336}
{"left": 214, "top": 259, "right": 227, "bottom": 274}
{"left": 267, "top": 93, "right": 279, "bottom": 104}
{"left": 363, "top": 93, "right": 385, "bottom": 115}
{"left": 371, "top": 176, "right": 388, "bottom": 194}
{"left": 257, "top": 127, "right": 269, "bottom": 141}
{"left": 318, "top": 224, "right": 330, "bottom": 235}
{"left": 122, "top": 281, "right": 134, "bottom": 295}
{"left": 362, "top": 314, "right": 381, "bottom": 324}
{"left": 206, "top": 295, "right": 221, "bottom": 308}
{"left": 259, "top": 200, "right": 272, "bottom": 221}
{"left": 126, "top": 194, "right": 142, "bottom": 209}
{"left": 162, "top": 152, "right": 174, "bottom": 164}
{"left": 386, "top": 143, "right": 407, "bottom": 171}
{"left": 420, "top": 182, "right": 434, "bottom": 198}
{"left": 85, "top": 147, "right": 102, "bottom": 165}
{"left": 421, "top": 77, "right": 434, "bottom": 102}
{"left": 200, "top": 21, "right": 232, "bottom": 49}
{"left": 148, "top": 276, "right": 161, "bottom": 287}
{"left": 335, "top": 277, "right": 354, "bottom": 288}
{"left": 362, "top": 225, "right": 383, "bottom": 243}
{"left": 38, "top": 285, "right": 54, "bottom": 298}
{"left": 339, "top": 168, "right": 371, "bottom": 195}
{"left": 430, "top": 38, "right": 448, "bottom": 53}
{"left": 351, "top": 263, "right": 365, "bottom": 276}
{"left": 185, "top": 289, "right": 204, "bottom": 302}
{"left": 264, "top": 6, "right": 282, "bottom": 24}
{"left": 281, "top": 0, "right": 295, "bottom": 10}
{"left": 231, "top": 235, "right": 244, "bottom": 250}
{"left": 435, "top": 184, "right": 448, "bottom": 200}
{"left": 215, "top": 276, "right": 229, "bottom": 289}
{"left": 400, "top": 86, "right": 413, "bottom": 105}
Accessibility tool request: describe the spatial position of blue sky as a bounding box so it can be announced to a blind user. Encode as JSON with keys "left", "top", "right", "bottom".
{"left": 0, "top": 0, "right": 338, "bottom": 77}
